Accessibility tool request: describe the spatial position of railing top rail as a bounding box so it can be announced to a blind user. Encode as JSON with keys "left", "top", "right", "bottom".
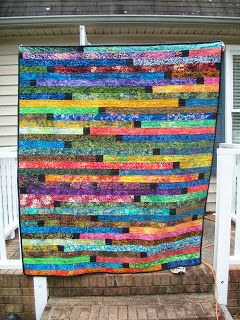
{"left": 0, "top": 152, "right": 17, "bottom": 158}
{"left": 0, "top": 147, "right": 17, "bottom": 152}
{"left": 218, "top": 143, "right": 240, "bottom": 155}
{"left": 0, "top": 147, "right": 17, "bottom": 158}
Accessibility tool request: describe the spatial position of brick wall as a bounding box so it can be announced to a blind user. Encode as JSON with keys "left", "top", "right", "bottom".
{"left": 0, "top": 265, "right": 239, "bottom": 320}
{"left": 228, "top": 265, "right": 240, "bottom": 316}
{"left": 48, "top": 265, "right": 214, "bottom": 297}
{"left": 0, "top": 269, "right": 35, "bottom": 320}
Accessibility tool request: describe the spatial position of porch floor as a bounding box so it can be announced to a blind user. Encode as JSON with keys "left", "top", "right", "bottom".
{"left": 41, "top": 293, "right": 225, "bottom": 320}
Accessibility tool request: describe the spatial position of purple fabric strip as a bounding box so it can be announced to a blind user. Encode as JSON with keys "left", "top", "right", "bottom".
{"left": 36, "top": 77, "right": 198, "bottom": 87}
{"left": 26, "top": 187, "right": 182, "bottom": 196}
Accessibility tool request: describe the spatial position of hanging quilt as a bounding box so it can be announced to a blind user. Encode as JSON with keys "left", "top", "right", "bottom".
{"left": 18, "top": 41, "right": 223, "bottom": 276}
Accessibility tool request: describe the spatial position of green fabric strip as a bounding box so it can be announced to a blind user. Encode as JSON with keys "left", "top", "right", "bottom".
{"left": 129, "top": 252, "right": 200, "bottom": 268}
{"left": 141, "top": 120, "right": 216, "bottom": 128}
{"left": 20, "top": 107, "right": 99, "bottom": 114}
{"left": 141, "top": 191, "right": 208, "bottom": 203}
{"left": 23, "top": 256, "right": 90, "bottom": 264}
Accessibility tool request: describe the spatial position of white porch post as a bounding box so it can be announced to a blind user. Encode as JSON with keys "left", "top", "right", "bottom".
{"left": 34, "top": 277, "right": 48, "bottom": 320}
{"left": 214, "top": 147, "right": 235, "bottom": 305}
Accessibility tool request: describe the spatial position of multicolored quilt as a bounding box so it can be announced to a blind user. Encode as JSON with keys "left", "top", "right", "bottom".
{"left": 18, "top": 41, "right": 222, "bottom": 276}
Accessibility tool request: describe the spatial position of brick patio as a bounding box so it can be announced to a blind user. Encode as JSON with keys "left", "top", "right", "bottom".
{"left": 41, "top": 293, "right": 224, "bottom": 320}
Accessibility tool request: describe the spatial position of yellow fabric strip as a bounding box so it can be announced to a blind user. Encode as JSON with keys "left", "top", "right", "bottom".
{"left": 45, "top": 174, "right": 199, "bottom": 183}
{"left": 103, "top": 154, "right": 211, "bottom": 163}
{"left": 129, "top": 220, "right": 202, "bottom": 234}
{"left": 19, "top": 99, "right": 179, "bottom": 108}
{"left": 152, "top": 84, "right": 219, "bottom": 93}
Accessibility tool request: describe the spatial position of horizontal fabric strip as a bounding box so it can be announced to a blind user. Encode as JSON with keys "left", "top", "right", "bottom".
{"left": 19, "top": 127, "right": 84, "bottom": 135}
{"left": 20, "top": 107, "right": 99, "bottom": 114}
{"left": 19, "top": 120, "right": 135, "bottom": 128}
{"left": 20, "top": 71, "right": 166, "bottom": 81}
{"left": 19, "top": 99, "right": 178, "bottom": 108}
{"left": 103, "top": 154, "right": 211, "bottom": 162}
{"left": 20, "top": 194, "right": 134, "bottom": 206}
{"left": 20, "top": 42, "right": 221, "bottom": 54}
{"left": 55, "top": 236, "right": 202, "bottom": 253}
{"left": 20, "top": 78, "right": 212, "bottom": 87}
{"left": 23, "top": 253, "right": 199, "bottom": 270}
{"left": 152, "top": 84, "right": 219, "bottom": 93}
{"left": 23, "top": 265, "right": 164, "bottom": 275}
{"left": 18, "top": 134, "right": 214, "bottom": 143}
{"left": 133, "top": 56, "right": 220, "bottom": 66}
{"left": 44, "top": 174, "right": 199, "bottom": 183}
{"left": 24, "top": 256, "right": 91, "bottom": 264}
{"left": 21, "top": 221, "right": 200, "bottom": 235}
{"left": 18, "top": 147, "right": 213, "bottom": 156}
{"left": 19, "top": 83, "right": 219, "bottom": 94}
{"left": 19, "top": 91, "right": 219, "bottom": 101}
{"left": 19, "top": 56, "right": 220, "bottom": 68}
{"left": 90, "top": 127, "right": 215, "bottom": 135}
{"left": 20, "top": 118, "right": 216, "bottom": 128}
{"left": 20, "top": 112, "right": 216, "bottom": 122}
{"left": 20, "top": 58, "right": 130, "bottom": 67}
{"left": 96, "top": 247, "right": 199, "bottom": 263}
{"left": 19, "top": 107, "right": 217, "bottom": 115}
{"left": 19, "top": 176, "right": 209, "bottom": 189}
{"left": 18, "top": 139, "right": 214, "bottom": 148}
{"left": 141, "top": 120, "right": 216, "bottom": 128}
{"left": 121, "top": 134, "right": 215, "bottom": 142}
{"left": 19, "top": 161, "right": 174, "bottom": 170}
{"left": 22, "top": 236, "right": 201, "bottom": 252}
{"left": 24, "top": 184, "right": 208, "bottom": 196}
{"left": 21, "top": 47, "right": 221, "bottom": 60}
{"left": 141, "top": 191, "right": 207, "bottom": 202}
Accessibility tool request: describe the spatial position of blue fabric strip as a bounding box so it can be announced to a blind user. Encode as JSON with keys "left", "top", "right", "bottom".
{"left": 52, "top": 113, "right": 216, "bottom": 121}
{"left": 84, "top": 42, "right": 222, "bottom": 53}
{"left": 19, "top": 141, "right": 65, "bottom": 148}
{"left": 20, "top": 59, "right": 129, "bottom": 67}
{"left": 20, "top": 72, "right": 166, "bottom": 81}
{"left": 63, "top": 237, "right": 201, "bottom": 253}
{"left": 122, "top": 134, "right": 214, "bottom": 142}
{"left": 21, "top": 226, "right": 127, "bottom": 234}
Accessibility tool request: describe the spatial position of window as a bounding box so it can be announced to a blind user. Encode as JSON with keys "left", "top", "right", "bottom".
{"left": 225, "top": 46, "right": 240, "bottom": 144}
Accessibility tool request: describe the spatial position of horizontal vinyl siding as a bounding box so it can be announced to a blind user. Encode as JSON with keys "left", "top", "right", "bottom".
{"left": 0, "top": 50, "right": 18, "bottom": 147}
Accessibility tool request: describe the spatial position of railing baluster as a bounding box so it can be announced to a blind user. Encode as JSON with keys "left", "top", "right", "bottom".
{"left": 0, "top": 156, "right": 7, "bottom": 260}
{"left": 0, "top": 148, "right": 22, "bottom": 269}
{"left": 234, "top": 155, "right": 240, "bottom": 255}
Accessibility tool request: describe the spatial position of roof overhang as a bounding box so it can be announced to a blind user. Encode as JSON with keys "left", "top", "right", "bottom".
{"left": 1, "top": 14, "right": 240, "bottom": 27}
{"left": 0, "top": 15, "right": 240, "bottom": 44}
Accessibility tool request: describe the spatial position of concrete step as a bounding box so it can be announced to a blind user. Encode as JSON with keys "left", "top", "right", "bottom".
{"left": 48, "top": 265, "right": 214, "bottom": 297}
{"left": 41, "top": 293, "right": 226, "bottom": 320}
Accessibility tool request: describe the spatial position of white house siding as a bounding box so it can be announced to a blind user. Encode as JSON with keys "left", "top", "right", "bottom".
{"left": 0, "top": 51, "right": 18, "bottom": 147}
{"left": 0, "top": 34, "right": 219, "bottom": 211}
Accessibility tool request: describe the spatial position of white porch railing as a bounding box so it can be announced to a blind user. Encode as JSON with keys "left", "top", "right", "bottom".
{"left": 0, "top": 147, "right": 22, "bottom": 269}
{"left": 0, "top": 148, "right": 47, "bottom": 320}
{"left": 214, "top": 143, "right": 240, "bottom": 306}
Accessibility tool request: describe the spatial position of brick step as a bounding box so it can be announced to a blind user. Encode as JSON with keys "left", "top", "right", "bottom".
{"left": 41, "top": 293, "right": 225, "bottom": 320}
{"left": 48, "top": 265, "right": 214, "bottom": 297}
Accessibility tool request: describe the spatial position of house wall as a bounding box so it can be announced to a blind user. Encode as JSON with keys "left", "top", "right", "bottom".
{"left": 0, "top": 32, "right": 226, "bottom": 211}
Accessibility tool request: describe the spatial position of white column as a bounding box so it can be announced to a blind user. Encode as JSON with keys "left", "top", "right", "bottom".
{"left": 34, "top": 277, "right": 48, "bottom": 320}
{"left": 79, "top": 25, "right": 88, "bottom": 46}
{"left": 214, "top": 148, "right": 235, "bottom": 305}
